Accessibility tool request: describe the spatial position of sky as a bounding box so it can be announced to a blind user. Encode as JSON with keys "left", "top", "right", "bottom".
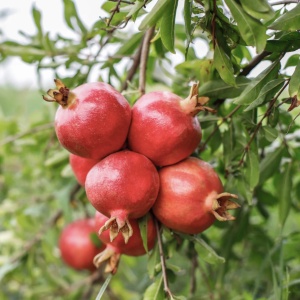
{"left": 0, "top": 0, "right": 114, "bottom": 89}
{"left": 0, "top": 0, "right": 209, "bottom": 90}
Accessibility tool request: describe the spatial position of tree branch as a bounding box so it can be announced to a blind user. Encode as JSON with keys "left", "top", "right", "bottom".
{"left": 154, "top": 218, "right": 174, "bottom": 298}
{"left": 121, "top": 43, "right": 143, "bottom": 92}
{"left": 240, "top": 51, "right": 271, "bottom": 76}
{"left": 0, "top": 122, "right": 54, "bottom": 146}
{"left": 271, "top": 0, "right": 300, "bottom": 5}
{"left": 238, "top": 80, "right": 290, "bottom": 166}
{"left": 10, "top": 210, "right": 63, "bottom": 264}
{"left": 139, "top": 27, "right": 155, "bottom": 95}
{"left": 199, "top": 105, "right": 241, "bottom": 152}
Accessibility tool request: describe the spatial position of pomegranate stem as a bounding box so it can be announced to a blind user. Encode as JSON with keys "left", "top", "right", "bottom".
{"left": 154, "top": 217, "right": 174, "bottom": 298}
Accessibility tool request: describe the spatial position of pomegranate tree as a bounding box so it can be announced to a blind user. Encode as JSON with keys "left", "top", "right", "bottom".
{"left": 85, "top": 150, "right": 159, "bottom": 243}
{"left": 69, "top": 153, "right": 98, "bottom": 187}
{"left": 43, "top": 79, "right": 131, "bottom": 160}
{"left": 128, "top": 84, "right": 213, "bottom": 166}
{"left": 152, "top": 157, "right": 239, "bottom": 234}
{"left": 93, "top": 211, "right": 156, "bottom": 274}
{"left": 58, "top": 218, "right": 104, "bottom": 271}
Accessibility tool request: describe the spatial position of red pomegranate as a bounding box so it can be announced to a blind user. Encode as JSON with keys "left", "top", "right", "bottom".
{"left": 43, "top": 79, "right": 131, "bottom": 160}
{"left": 93, "top": 211, "right": 156, "bottom": 274}
{"left": 128, "top": 84, "right": 213, "bottom": 166}
{"left": 59, "top": 218, "right": 105, "bottom": 271}
{"left": 85, "top": 150, "right": 159, "bottom": 243}
{"left": 152, "top": 157, "right": 239, "bottom": 234}
{"left": 69, "top": 153, "right": 98, "bottom": 186}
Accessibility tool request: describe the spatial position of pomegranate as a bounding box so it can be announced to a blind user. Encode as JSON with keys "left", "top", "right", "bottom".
{"left": 58, "top": 218, "right": 105, "bottom": 271}
{"left": 93, "top": 211, "right": 156, "bottom": 274}
{"left": 69, "top": 153, "right": 98, "bottom": 186}
{"left": 43, "top": 79, "right": 131, "bottom": 160}
{"left": 152, "top": 157, "right": 239, "bottom": 234}
{"left": 85, "top": 150, "right": 159, "bottom": 243}
{"left": 128, "top": 84, "right": 213, "bottom": 166}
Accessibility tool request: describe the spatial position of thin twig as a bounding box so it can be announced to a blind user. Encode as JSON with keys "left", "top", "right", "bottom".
{"left": 107, "top": 0, "right": 122, "bottom": 27}
{"left": 271, "top": 0, "right": 300, "bottom": 5}
{"left": 109, "top": 0, "right": 134, "bottom": 4}
{"left": 121, "top": 42, "right": 143, "bottom": 92}
{"left": 189, "top": 247, "right": 199, "bottom": 295}
{"left": 0, "top": 122, "right": 54, "bottom": 146}
{"left": 139, "top": 27, "right": 155, "bottom": 95}
{"left": 10, "top": 210, "right": 63, "bottom": 264}
{"left": 238, "top": 80, "right": 290, "bottom": 166}
{"left": 240, "top": 51, "right": 271, "bottom": 76}
{"left": 199, "top": 105, "right": 241, "bottom": 152}
{"left": 154, "top": 218, "right": 173, "bottom": 299}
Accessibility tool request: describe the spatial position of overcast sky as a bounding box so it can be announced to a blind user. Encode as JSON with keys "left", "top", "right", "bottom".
{"left": 0, "top": 0, "right": 109, "bottom": 89}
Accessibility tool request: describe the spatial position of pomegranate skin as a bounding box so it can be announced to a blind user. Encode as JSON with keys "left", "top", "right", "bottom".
{"left": 95, "top": 211, "right": 156, "bottom": 256}
{"left": 128, "top": 91, "right": 202, "bottom": 166}
{"left": 55, "top": 82, "right": 131, "bottom": 160}
{"left": 59, "top": 219, "right": 104, "bottom": 271}
{"left": 93, "top": 211, "right": 157, "bottom": 274}
{"left": 85, "top": 150, "right": 159, "bottom": 242}
{"left": 69, "top": 153, "right": 99, "bottom": 186}
{"left": 152, "top": 157, "right": 237, "bottom": 234}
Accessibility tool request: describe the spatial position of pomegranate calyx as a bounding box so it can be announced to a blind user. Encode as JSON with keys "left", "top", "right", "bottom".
{"left": 98, "top": 217, "right": 133, "bottom": 244}
{"left": 42, "top": 79, "right": 76, "bottom": 108}
{"left": 212, "top": 192, "right": 239, "bottom": 222}
{"left": 93, "top": 248, "right": 121, "bottom": 274}
{"left": 180, "top": 83, "right": 215, "bottom": 116}
{"left": 119, "top": 219, "right": 133, "bottom": 244}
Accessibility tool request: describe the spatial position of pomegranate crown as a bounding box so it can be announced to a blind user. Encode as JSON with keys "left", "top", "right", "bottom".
{"left": 42, "top": 79, "right": 76, "bottom": 108}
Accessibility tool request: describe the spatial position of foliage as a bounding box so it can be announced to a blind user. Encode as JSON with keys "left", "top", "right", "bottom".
{"left": 1, "top": 0, "right": 300, "bottom": 299}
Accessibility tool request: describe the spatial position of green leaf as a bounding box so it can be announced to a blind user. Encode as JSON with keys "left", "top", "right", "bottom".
{"left": 44, "top": 150, "right": 69, "bottom": 167}
{"left": 240, "top": 0, "right": 274, "bottom": 21}
{"left": 184, "top": 0, "right": 192, "bottom": 44}
{"left": 176, "top": 59, "right": 214, "bottom": 83}
{"left": 224, "top": 0, "right": 267, "bottom": 52}
{"left": 213, "top": 42, "right": 236, "bottom": 86}
{"left": 284, "top": 54, "right": 300, "bottom": 68}
{"left": 265, "top": 32, "right": 300, "bottom": 53}
{"left": 139, "top": 0, "right": 171, "bottom": 31}
{"left": 0, "top": 262, "right": 19, "bottom": 281}
{"left": 278, "top": 162, "right": 292, "bottom": 228}
{"left": 244, "top": 78, "right": 285, "bottom": 111}
{"left": 262, "top": 126, "right": 278, "bottom": 142}
{"left": 288, "top": 59, "right": 300, "bottom": 99}
{"left": 95, "top": 274, "right": 113, "bottom": 300}
{"left": 192, "top": 236, "right": 225, "bottom": 264}
{"left": 171, "top": 295, "right": 187, "bottom": 300}
{"left": 148, "top": 243, "right": 160, "bottom": 279}
{"left": 269, "top": 4, "right": 300, "bottom": 31}
{"left": 32, "top": 5, "right": 43, "bottom": 42}
{"left": 234, "top": 60, "right": 280, "bottom": 105}
{"left": 198, "top": 77, "right": 250, "bottom": 98}
{"left": 126, "top": 1, "right": 146, "bottom": 20}
{"left": 143, "top": 276, "right": 164, "bottom": 300}
{"left": 63, "top": 0, "right": 87, "bottom": 34}
{"left": 160, "top": 0, "right": 178, "bottom": 53}
{"left": 138, "top": 214, "right": 149, "bottom": 253}
{"left": 259, "top": 146, "right": 285, "bottom": 185}
{"left": 245, "top": 149, "right": 260, "bottom": 191}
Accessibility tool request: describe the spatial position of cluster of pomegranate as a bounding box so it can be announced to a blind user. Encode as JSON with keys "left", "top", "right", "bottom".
{"left": 44, "top": 79, "right": 239, "bottom": 273}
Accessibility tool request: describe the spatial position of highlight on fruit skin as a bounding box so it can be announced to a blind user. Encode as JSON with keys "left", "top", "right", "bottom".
{"left": 42, "top": 79, "right": 132, "bottom": 160}
{"left": 128, "top": 83, "right": 215, "bottom": 167}
{"left": 93, "top": 211, "right": 157, "bottom": 274}
{"left": 152, "top": 156, "right": 239, "bottom": 235}
{"left": 85, "top": 150, "right": 160, "bottom": 244}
